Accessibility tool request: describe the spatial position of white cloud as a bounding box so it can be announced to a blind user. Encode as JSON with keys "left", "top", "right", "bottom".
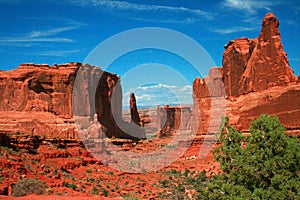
{"left": 134, "top": 83, "right": 178, "bottom": 91}
{"left": 0, "top": 37, "right": 73, "bottom": 43}
{"left": 123, "top": 84, "right": 193, "bottom": 108}
{"left": 0, "top": 18, "right": 83, "bottom": 44}
{"left": 222, "top": 0, "right": 274, "bottom": 14}
{"left": 31, "top": 49, "right": 83, "bottom": 57}
{"left": 28, "top": 26, "right": 78, "bottom": 38}
{"left": 135, "top": 94, "right": 152, "bottom": 101}
{"left": 180, "top": 85, "right": 192, "bottom": 91}
{"left": 212, "top": 26, "right": 258, "bottom": 34}
{"left": 68, "top": 0, "right": 214, "bottom": 20}
{"left": 128, "top": 17, "right": 199, "bottom": 24}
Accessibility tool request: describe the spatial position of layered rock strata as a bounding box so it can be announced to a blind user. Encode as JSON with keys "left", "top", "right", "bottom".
{"left": 0, "top": 62, "right": 145, "bottom": 142}
{"left": 193, "top": 13, "right": 300, "bottom": 135}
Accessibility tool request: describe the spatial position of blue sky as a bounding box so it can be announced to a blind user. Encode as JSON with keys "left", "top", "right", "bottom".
{"left": 0, "top": 0, "right": 299, "bottom": 108}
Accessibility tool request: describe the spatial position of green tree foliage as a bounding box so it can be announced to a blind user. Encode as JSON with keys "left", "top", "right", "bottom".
{"left": 199, "top": 115, "right": 300, "bottom": 199}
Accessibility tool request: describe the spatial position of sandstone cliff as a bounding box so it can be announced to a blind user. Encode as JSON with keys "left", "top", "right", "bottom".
{"left": 0, "top": 63, "right": 145, "bottom": 140}
{"left": 0, "top": 63, "right": 80, "bottom": 118}
{"left": 193, "top": 13, "right": 300, "bottom": 135}
{"left": 223, "top": 13, "right": 297, "bottom": 97}
{"left": 192, "top": 68, "right": 226, "bottom": 135}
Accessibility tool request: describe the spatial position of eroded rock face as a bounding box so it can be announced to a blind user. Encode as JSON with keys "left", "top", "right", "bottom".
{"left": 0, "top": 62, "right": 80, "bottom": 118}
{"left": 223, "top": 13, "right": 296, "bottom": 97}
{"left": 227, "top": 83, "right": 300, "bottom": 133}
{"left": 130, "top": 93, "right": 141, "bottom": 125}
{"left": 93, "top": 71, "right": 122, "bottom": 138}
{"left": 157, "top": 105, "right": 192, "bottom": 137}
{"left": 0, "top": 63, "right": 145, "bottom": 140}
{"left": 193, "top": 13, "right": 300, "bottom": 135}
{"left": 0, "top": 63, "right": 80, "bottom": 139}
{"left": 192, "top": 68, "right": 226, "bottom": 135}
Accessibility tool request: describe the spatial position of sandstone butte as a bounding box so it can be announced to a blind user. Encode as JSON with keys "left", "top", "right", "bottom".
{"left": 193, "top": 13, "right": 300, "bottom": 136}
{"left": 0, "top": 62, "right": 145, "bottom": 142}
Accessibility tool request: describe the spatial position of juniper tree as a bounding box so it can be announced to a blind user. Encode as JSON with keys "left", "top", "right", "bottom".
{"left": 199, "top": 114, "right": 300, "bottom": 200}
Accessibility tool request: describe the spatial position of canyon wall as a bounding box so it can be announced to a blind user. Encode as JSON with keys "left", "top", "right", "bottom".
{"left": 193, "top": 13, "right": 300, "bottom": 135}
{"left": 0, "top": 63, "right": 80, "bottom": 139}
{"left": 0, "top": 63, "right": 145, "bottom": 141}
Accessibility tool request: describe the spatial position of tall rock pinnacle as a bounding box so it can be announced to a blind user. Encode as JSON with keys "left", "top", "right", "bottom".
{"left": 259, "top": 13, "right": 280, "bottom": 41}
{"left": 193, "top": 13, "right": 300, "bottom": 135}
{"left": 223, "top": 13, "right": 297, "bottom": 97}
{"left": 130, "top": 93, "right": 141, "bottom": 125}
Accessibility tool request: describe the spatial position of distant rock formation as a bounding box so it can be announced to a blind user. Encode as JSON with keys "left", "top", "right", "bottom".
{"left": 157, "top": 105, "right": 192, "bottom": 138}
{"left": 192, "top": 68, "right": 226, "bottom": 135}
{"left": 0, "top": 62, "right": 145, "bottom": 140}
{"left": 130, "top": 93, "right": 141, "bottom": 125}
{"left": 193, "top": 13, "right": 300, "bottom": 136}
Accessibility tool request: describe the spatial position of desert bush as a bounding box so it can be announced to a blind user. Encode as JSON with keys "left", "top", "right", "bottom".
{"left": 89, "top": 186, "right": 99, "bottom": 195}
{"left": 12, "top": 178, "right": 48, "bottom": 197}
{"left": 63, "top": 181, "right": 77, "bottom": 190}
{"left": 199, "top": 114, "right": 300, "bottom": 199}
{"left": 102, "top": 188, "right": 108, "bottom": 196}
{"left": 158, "top": 115, "right": 300, "bottom": 199}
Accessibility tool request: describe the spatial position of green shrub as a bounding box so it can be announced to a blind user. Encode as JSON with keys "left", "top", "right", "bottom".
{"left": 89, "top": 178, "right": 95, "bottom": 182}
{"left": 123, "top": 192, "right": 140, "bottom": 200}
{"left": 12, "top": 178, "right": 48, "bottom": 197}
{"left": 200, "top": 114, "right": 300, "bottom": 199}
{"left": 89, "top": 186, "right": 99, "bottom": 195}
{"left": 108, "top": 171, "right": 114, "bottom": 175}
{"left": 63, "top": 181, "right": 77, "bottom": 190}
{"left": 102, "top": 188, "right": 108, "bottom": 196}
{"left": 183, "top": 168, "right": 190, "bottom": 177}
{"left": 159, "top": 179, "right": 169, "bottom": 188}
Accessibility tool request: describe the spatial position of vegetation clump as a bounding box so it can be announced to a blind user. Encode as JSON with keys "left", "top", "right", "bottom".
{"left": 12, "top": 178, "right": 48, "bottom": 197}
{"left": 199, "top": 114, "right": 300, "bottom": 199}
{"left": 158, "top": 115, "right": 300, "bottom": 199}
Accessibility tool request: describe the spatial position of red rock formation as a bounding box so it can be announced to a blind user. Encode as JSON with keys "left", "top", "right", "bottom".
{"left": 140, "top": 114, "right": 151, "bottom": 126}
{"left": 0, "top": 63, "right": 145, "bottom": 140}
{"left": 157, "top": 105, "right": 192, "bottom": 137}
{"left": 94, "top": 74, "right": 145, "bottom": 139}
{"left": 0, "top": 63, "right": 80, "bottom": 139}
{"left": 192, "top": 68, "right": 226, "bottom": 135}
{"left": 223, "top": 13, "right": 296, "bottom": 97}
{"left": 130, "top": 93, "right": 141, "bottom": 125}
{"left": 227, "top": 83, "right": 300, "bottom": 134}
{"left": 93, "top": 70, "right": 122, "bottom": 137}
{"left": 0, "top": 62, "right": 80, "bottom": 118}
{"left": 193, "top": 13, "right": 300, "bottom": 135}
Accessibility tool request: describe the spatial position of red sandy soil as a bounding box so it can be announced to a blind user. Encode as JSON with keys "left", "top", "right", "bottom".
{"left": 0, "top": 136, "right": 220, "bottom": 199}
{"left": 1, "top": 194, "right": 121, "bottom": 200}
